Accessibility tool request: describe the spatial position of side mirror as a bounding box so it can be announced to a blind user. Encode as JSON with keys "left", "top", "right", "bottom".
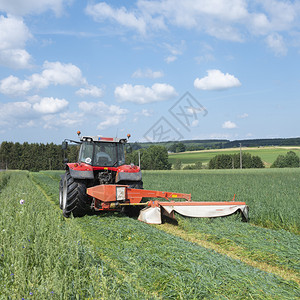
{"left": 62, "top": 141, "right": 68, "bottom": 150}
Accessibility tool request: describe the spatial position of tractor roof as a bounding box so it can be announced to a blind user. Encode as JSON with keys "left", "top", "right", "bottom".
{"left": 80, "top": 136, "right": 126, "bottom": 143}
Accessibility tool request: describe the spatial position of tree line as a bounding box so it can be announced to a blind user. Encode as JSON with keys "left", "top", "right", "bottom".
{"left": 0, "top": 142, "right": 79, "bottom": 171}
{"left": 125, "top": 146, "right": 171, "bottom": 170}
{"left": 1, "top": 141, "right": 298, "bottom": 171}
{"left": 0, "top": 142, "right": 171, "bottom": 171}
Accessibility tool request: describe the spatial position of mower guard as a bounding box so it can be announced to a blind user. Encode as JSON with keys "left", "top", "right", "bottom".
{"left": 138, "top": 201, "right": 249, "bottom": 224}
{"left": 87, "top": 184, "right": 249, "bottom": 224}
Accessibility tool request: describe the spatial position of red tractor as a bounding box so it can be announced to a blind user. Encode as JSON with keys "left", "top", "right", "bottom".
{"left": 60, "top": 132, "right": 142, "bottom": 218}
{"left": 60, "top": 132, "right": 248, "bottom": 224}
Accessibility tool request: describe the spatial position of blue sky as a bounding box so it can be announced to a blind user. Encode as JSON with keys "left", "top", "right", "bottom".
{"left": 0, "top": 0, "right": 299, "bottom": 144}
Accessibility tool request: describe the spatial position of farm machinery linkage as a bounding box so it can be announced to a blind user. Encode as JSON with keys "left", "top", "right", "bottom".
{"left": 60, "top": 132, "right": 248, "bottom": 224}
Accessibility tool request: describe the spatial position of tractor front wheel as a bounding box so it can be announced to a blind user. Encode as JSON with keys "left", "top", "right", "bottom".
{"left": 62, "top": 171, "right": 91, "bottom": 218}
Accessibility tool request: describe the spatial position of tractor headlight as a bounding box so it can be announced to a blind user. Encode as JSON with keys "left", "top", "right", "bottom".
{"left": 116, "top": 186, "right": 126, "bottom": 201}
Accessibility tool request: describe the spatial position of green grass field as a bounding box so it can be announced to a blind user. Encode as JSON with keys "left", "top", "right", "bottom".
{"left": 0, "top": 169, "right": 299, "bottom": 299}
{"left": 168, "top": 146, "right": 300, "bottom": 167}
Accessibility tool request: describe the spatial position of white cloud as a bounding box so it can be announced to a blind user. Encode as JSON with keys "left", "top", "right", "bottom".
{"left": 0, "top": 97, "right": 128, "bottom": 131}
{"left": 266, "top": 33, "right": 287, "bottom": 56}
{"left": 40, "top": 61, "right": 86, "bottom": 86}
{"left": 133, "top": 109, "right": 153, "bottom": 122}
{"left": 0, "top": 75, "right": 31, "bottom": 96}
{"left": 222, "top": 121, "right": 237, "bottom": 129}
{"left": 238, "top": 113, "right": 248, "bottom": 119}
{"left": 78, "top": 101, "right": 129, "bottom": 130}
{"left": 115, "top": 83, "right": 177, "bottom": 104}
{"left": 140, "top": 109, "right": 152, "bottom": 117}
{"left": 0, "top": 0, "right": 71, "bottom": 16}
{"left": 195, "top": 53, "right": 215, "bottom": 64}
{"left": 194, "top": 69, "right": 241, "bottom": 91}
{"left": 0, "top": 61, "right": 86, "bottom": 96}
{"left": 0, "top": 98, "right": 67, "bottom": 130}
{"left": 138, "top": 0, "right": 248, "bottom": 27}
{"left": 76, "top": 85, "right": 103, "bottom": 98}
{"left": 0, "top": 101, "right": 32, "bottom": 128}
{"left": 0, "top": 15, "right": 31, "bottom": 50}
{"left": 42, "top": 111, "right": 83, "bottom": 129}
{"left": 85, "top": 1, "right": 300, "bottom": 53}
{"left": 32, "top": 97, "right": 68, "bottom": 114}
{"left": 256, "top": 0, "right": 299, "bottom": 33}
{"left": 163, "top": 40, "right": 185, "bottom": 63}
{"left": 165, "top": 55, "right": 177, "bottom": 63}
{"left": 132, "top": 68, "right": 164, "bottom": 79}
{"left": 0, "top": 15, "right": 32, "bottom": 68}
{"left": 85, "top": 2, "right": 147, "bottom": 35}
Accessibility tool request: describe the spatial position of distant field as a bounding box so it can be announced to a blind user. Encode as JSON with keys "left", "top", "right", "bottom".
{"left": 168, "top": 146, "right": 300, "bottom": 167}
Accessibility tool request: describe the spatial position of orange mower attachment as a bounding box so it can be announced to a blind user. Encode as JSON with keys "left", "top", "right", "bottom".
{"left": 87, "top": 184, "right": 249, "bottom": 224}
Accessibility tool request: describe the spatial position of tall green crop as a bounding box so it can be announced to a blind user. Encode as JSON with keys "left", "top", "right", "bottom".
{"left": 142, "top": 168, "right": 300, "bottom": 233}
{"left": 0, "top": 172, "right": 128, "bottom": 299}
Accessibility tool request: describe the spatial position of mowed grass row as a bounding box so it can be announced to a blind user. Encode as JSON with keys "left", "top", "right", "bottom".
{"left": 142, "top": 168, "right": 300, "bottom": 234}
{"left": 175, "top": 215, "right": 300, "bottom": 277}
{"left": 168, "top": 147, "right": 300, "bottom": 166}
{"left": 32, "top": 171, "right": 300, "bottom": 299}
{"left": 0, "top": 171, "right": 147, "bottom": 299}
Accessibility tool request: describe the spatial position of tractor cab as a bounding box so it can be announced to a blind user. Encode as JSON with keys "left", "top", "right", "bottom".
{"left": 78, "top": 137, "right": 126, "bottom": 167}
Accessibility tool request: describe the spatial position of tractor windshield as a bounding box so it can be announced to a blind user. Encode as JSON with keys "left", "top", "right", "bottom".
{"left": 78, "top": 141, "right": 125, "bottom": 167}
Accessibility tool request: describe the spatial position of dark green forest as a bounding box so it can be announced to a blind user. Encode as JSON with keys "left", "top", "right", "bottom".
{"left": 139, "top": 137, "right": 300, "bottom": 151}
{"left": 0, "top": 142, "right": 79, "bottom": 171}
{"left": 0, "top": 142, "right": 171, "bottom": 171}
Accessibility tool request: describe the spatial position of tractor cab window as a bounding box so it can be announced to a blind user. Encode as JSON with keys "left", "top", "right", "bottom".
{"left": 78, "top": 142, "right": 94, "bottom": 164}
{"left": 94, "top": 143, "right": 114, "bottom": 166}
{"left": 79, "top": 141, "right": 126, "bottom": 167}
{"left": 94, "top": 142, "right": 126, "bottom": 167}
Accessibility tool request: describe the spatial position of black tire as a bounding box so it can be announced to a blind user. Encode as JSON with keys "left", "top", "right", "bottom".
{"left": 59, "top": 175, "right": 64, "bottom": 210}
{"left": 62, "top": 171, "right": 92, "bottom": 218}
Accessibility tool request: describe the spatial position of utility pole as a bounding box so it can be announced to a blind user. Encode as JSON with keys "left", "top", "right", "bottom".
{"left": 239, "top": 143, "right": 242, "bottom": 169}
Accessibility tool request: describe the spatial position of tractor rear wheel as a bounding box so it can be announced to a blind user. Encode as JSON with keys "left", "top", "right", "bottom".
{"left": 62, "top": 171, "right": 91, "bottom": 218}
{"left": 59, "top": 175, "right": 64, "bottom": 209}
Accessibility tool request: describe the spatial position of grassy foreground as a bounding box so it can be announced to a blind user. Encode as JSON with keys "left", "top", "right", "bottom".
{"left": 0, "top": 170, "right": 299, "bottom": 299}
{"left": 0, "top": 172, "right": 129, "bottom": 299}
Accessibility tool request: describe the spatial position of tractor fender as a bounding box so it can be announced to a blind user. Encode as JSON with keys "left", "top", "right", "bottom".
{"left": 66, "top": 163, "right": 94, "bottom": 180}
{"left": 115, "top": 165, "right": 142, "bottom": 182}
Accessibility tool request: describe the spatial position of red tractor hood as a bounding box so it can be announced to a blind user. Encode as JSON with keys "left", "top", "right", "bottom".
{"left": 117, "top": 164, "right": 140, "bottom": 173}
{"left": 67, "top": 162, "right": 93, "bottom": 171}
{"left": 67, "top": 162, "right": 140, "bottom": 173}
